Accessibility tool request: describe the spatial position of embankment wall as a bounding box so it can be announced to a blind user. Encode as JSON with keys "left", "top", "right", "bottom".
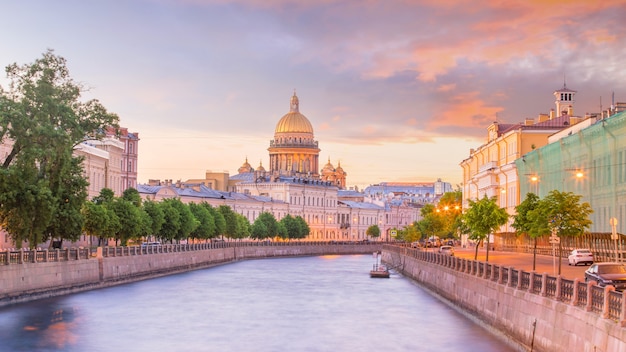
{"left": 383, "top": 247, "right": 626, "bottom": 352}
{"left": 0, "top": 243, "right": 380, "bottom": 307}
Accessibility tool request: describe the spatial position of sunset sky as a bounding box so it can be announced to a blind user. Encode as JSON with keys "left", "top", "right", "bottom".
{"left": 1, "top": 0, "right": 625, "bottom": 189}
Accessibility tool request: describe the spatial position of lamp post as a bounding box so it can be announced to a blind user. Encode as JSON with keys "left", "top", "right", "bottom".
{"left": 611, "top": 217, "right": 619, "bottom": 262}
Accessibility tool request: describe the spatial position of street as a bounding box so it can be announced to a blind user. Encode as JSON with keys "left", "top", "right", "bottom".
{"left": 450, "top": 247, "right": 590, "bottom": 280}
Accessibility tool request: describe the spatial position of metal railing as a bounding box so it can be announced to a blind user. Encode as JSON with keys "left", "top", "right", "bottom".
{"left": 385, "top": 245, "right": 626, "bottom": 325}
{"left": 0, "top": 240, "right": 386, "bottom": 263}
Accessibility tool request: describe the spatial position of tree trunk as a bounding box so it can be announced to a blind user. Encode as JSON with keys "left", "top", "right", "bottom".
{"left": 532, "top": 237, "right": 537, "bottom": 271}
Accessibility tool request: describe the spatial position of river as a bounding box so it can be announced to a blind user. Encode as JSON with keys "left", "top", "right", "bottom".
{"left": 0, "top": 254, "right": 516, "bottom": 351}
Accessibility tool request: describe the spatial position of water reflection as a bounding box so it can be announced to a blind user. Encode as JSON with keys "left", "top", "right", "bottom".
{"left": 0, "top": 255, "right": 516, "bottom": 352}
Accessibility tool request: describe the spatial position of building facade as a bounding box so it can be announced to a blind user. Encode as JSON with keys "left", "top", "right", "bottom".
{"left": 139, "top": 93, "right": 426, "bottom": 241}
{"left": 1, "top": 126, "right": 139, "bottom": 248}
{"left": 460, "top": 84, "right": 592, "bottom": 232}
{"left": 516, "top": 109, "right": 626, "bottom": 235}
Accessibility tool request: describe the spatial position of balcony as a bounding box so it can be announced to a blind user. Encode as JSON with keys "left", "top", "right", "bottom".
{"left": 478, "top": 161, "right": 498, "bottom": 173}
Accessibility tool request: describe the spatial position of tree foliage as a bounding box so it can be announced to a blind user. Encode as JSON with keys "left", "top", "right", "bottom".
{"left": 366, "top": 224, "right": 381, "bottom": 239}
{"left": 0, "top": 51, "right": 119, "bottom": 248}
{"left": 462, "top": 195, "right": 509, "bottom": 260}
{"left": 527, "top": 190, "right": 593, "bottom": 274}
{"left": 188, "top": 202, "right": 215, "bottom": 241}
{"left": 511, "top": 192, "right": 541, "bottom": 270}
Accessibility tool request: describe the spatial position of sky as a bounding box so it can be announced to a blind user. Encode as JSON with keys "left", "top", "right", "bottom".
{"left": 1, "top": 0, "right": 625, "bottom": 190}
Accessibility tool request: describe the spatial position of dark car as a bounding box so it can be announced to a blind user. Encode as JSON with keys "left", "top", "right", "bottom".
{"left": 584, "top": 262, "right": 626, "bottom": 291}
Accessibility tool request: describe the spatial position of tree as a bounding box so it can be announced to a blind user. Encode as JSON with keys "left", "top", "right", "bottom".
{"left": 109, "top": 198, "right": 142, "bottom": 246}
{"left": 218, "top": 205, "right": 237, "bottom": 240}
{"left": 81, "top": 201, "right": 112, "bottom": 246}
{"left": 437, "top": 190, "right": 463, "bottom": 238}
{"left": 159, "top": 200, "right": 181, "bottom": 243}
{"left": 279, "top": 214, "right": 299, "bottom": 240}
{"left": 398, "top": 222, "right": 422, "bottom": 243}
{"left": 250, "top": 220, "right": 269, "bottom": 240}
{"left": 93, "top": 188, "right": 115, "bottom": 205}
{"left": 233, "top": 213, "right": 251, "bottom": 240}
{"left": 253, "top": 212, "right": 278, "bottom": 240}
{"left": 462, "top": 195, "right": 509, "bottom": 261}
{"left": 189, "top": 202, "right": 215, "bottom": 242}
{"left": 0, "top": 50, "right": 119, "bottom": 248}
{"left": 142, "top": 199, "right": 165, "bottom": 241}
{"left": 293, "top": 216, "right": 310, "bottom": 240}
{"left": 122, "top": 188, "right": 142, "bottom": 207}
{"left": 169, "top": 198, "right": 198, "bottom": 242}
{"left": 366, "top": 225, "right": 381, "bottom": 239}
{"left": 204, "top": 203, "right": 225, "bottom": 240}
{"left": 416, "top": 204, "right": 445, "bottom": 244}
{"left": 528, "top": 190, "right": 593, "bottom": 275}
{"left": 511, "top": 192, "right": 541, "bottom": 270}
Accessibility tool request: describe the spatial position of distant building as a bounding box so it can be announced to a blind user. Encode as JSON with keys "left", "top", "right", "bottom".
{"left": 140, "top": 93, "right": 431, "bottom": 241}
{"left": 0, "top": 126, "right": 139, "bottom": 248}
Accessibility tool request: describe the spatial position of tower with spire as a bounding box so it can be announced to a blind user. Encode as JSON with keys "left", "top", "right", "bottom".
{"left": 554, "top": 80, "right": 576, "bottom": 117}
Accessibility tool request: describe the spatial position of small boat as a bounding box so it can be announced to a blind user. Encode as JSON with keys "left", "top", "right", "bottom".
{"left": 370, "top": 264, "right": 390, "bottom": 278}
{"left": 370, "top": 251, "right": 390, "bottom": 278}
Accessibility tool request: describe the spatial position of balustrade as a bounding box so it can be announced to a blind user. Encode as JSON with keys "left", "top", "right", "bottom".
{"left": 383, "top": 244, "right": 626, "bottom": 327}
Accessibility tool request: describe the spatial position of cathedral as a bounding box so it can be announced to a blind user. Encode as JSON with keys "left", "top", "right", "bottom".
{"left": 140, "top": 92, "right": 422, "bottom": 241}
{"left": 235, "top": 92, "right": 347, "bottom": 189}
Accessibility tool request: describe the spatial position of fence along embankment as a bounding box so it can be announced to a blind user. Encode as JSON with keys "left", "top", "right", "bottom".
{"left": 383, "top": 245, "right": 626, "bottom": 352}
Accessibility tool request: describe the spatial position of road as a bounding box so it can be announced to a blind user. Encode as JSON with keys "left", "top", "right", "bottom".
{"left": 448, "top": 247, "right": 590, "bottom": 280}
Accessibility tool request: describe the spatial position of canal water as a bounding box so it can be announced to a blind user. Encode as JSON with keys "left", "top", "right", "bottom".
{"left": 0, "top": 254, "right": 516, "bottom": 352}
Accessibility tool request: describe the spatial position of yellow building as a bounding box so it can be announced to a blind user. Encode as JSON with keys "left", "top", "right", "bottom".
{"left": 460, "top": 84, "right": 591, "bottom": 232}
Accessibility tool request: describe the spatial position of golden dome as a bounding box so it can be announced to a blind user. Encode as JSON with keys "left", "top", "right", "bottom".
{"left": 274, "top": 92, "right": 314, "bottom": 134}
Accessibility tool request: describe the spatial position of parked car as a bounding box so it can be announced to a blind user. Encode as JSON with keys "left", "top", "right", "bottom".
{"left": 584, "top": 262, "right": 626, "bottom": 291}
{"left": 438, "top": 245, "right": 454, "bottom": 256}
{"left": 568, "top": 249, "right": 594, "bottom": 266}
{"left": 411, "top": 241, "right": 422, "bottom": 249}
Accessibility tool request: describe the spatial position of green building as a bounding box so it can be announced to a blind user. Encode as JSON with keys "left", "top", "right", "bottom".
{"left": 516, "top": 110, "right": 626, "bottom": 235}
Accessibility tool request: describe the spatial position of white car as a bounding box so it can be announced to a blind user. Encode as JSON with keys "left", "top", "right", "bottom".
{"left": 568, "top": 249, "right": 594, "bottom": 266}
{"left": 438, "top": 245, "right": 454, "bottom": 256}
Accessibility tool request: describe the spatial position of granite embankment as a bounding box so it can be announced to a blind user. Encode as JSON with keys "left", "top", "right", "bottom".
{"left": 0, "top": 242, "right": 382, "bottom": 307}
{"left": 383, "top": 245, "right": 626, "bottom": 352}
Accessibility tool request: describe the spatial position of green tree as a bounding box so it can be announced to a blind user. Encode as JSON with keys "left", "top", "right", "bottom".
{"left": 93, "top": 188, "right": 115, "bottom": 205}
{"left": 276, "top": 221, "right": 288, "bottom": 240}
{"left": 366, "top": 224, "right": 381, "bottom": 240}
{"left": 142, "top": 199, "right": 165, "bottom": 241}
{"left": 511, "top": 192, "right": 541, "bottom": 270}
{"left": 398, "top": 222, "right": 422, "bottom": 243}
{"left": 250, "top": 220, "right": 269, "bottom": 240}
{"left": 0, "top": 51, "right": 119, "bottom": 248}
{"left": 437, "top": 190, "right": 463, "bottom": 238}
{"left": 528, "top": 190, "right": 593, "bottom": 275}
{"left": 189, "top": 202, "right": 215, "bottom": 242}
{"left": 81, "top": 202, "right": 110, "bottom": 245}
{"left": 159, "top": 200, "right": 181, "bottom": 243}
{"left": 235, "top": 214, "right": 251, "bottom": 240}
{"left": 416, "top": 204, "right": 445, "bottom": 244}
{"left": 255, "top": 212, "right": 278, "bottom": 239}
{"left": 169, "top": 198, "right": 198, "bottom": 242}
{"left": 218, "top": 205, "right": 237, "bottom": 240}
{"left": 122, "top": 188, "right": 142, "bottom": 207}
{"left": 204, "top": 203, "right": 225, "bottom": 240}
{"left": 279, "top": 214, "right": 299, "bottom": 240}
{"left": 462, "top": 195, "right": 509, "bottom": 261}
{"left": 109, "top": 198, "right": 142, "bottom": 246}
{"left": 293, "top": 216, "right": 310, "bottom": 240}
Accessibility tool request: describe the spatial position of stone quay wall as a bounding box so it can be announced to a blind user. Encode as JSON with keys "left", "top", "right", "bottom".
{"left": 383, "top": 245, "right": 626, "bottom": 352}
{"left": 0, "top": 242, "right": 382, "bottom": 307}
